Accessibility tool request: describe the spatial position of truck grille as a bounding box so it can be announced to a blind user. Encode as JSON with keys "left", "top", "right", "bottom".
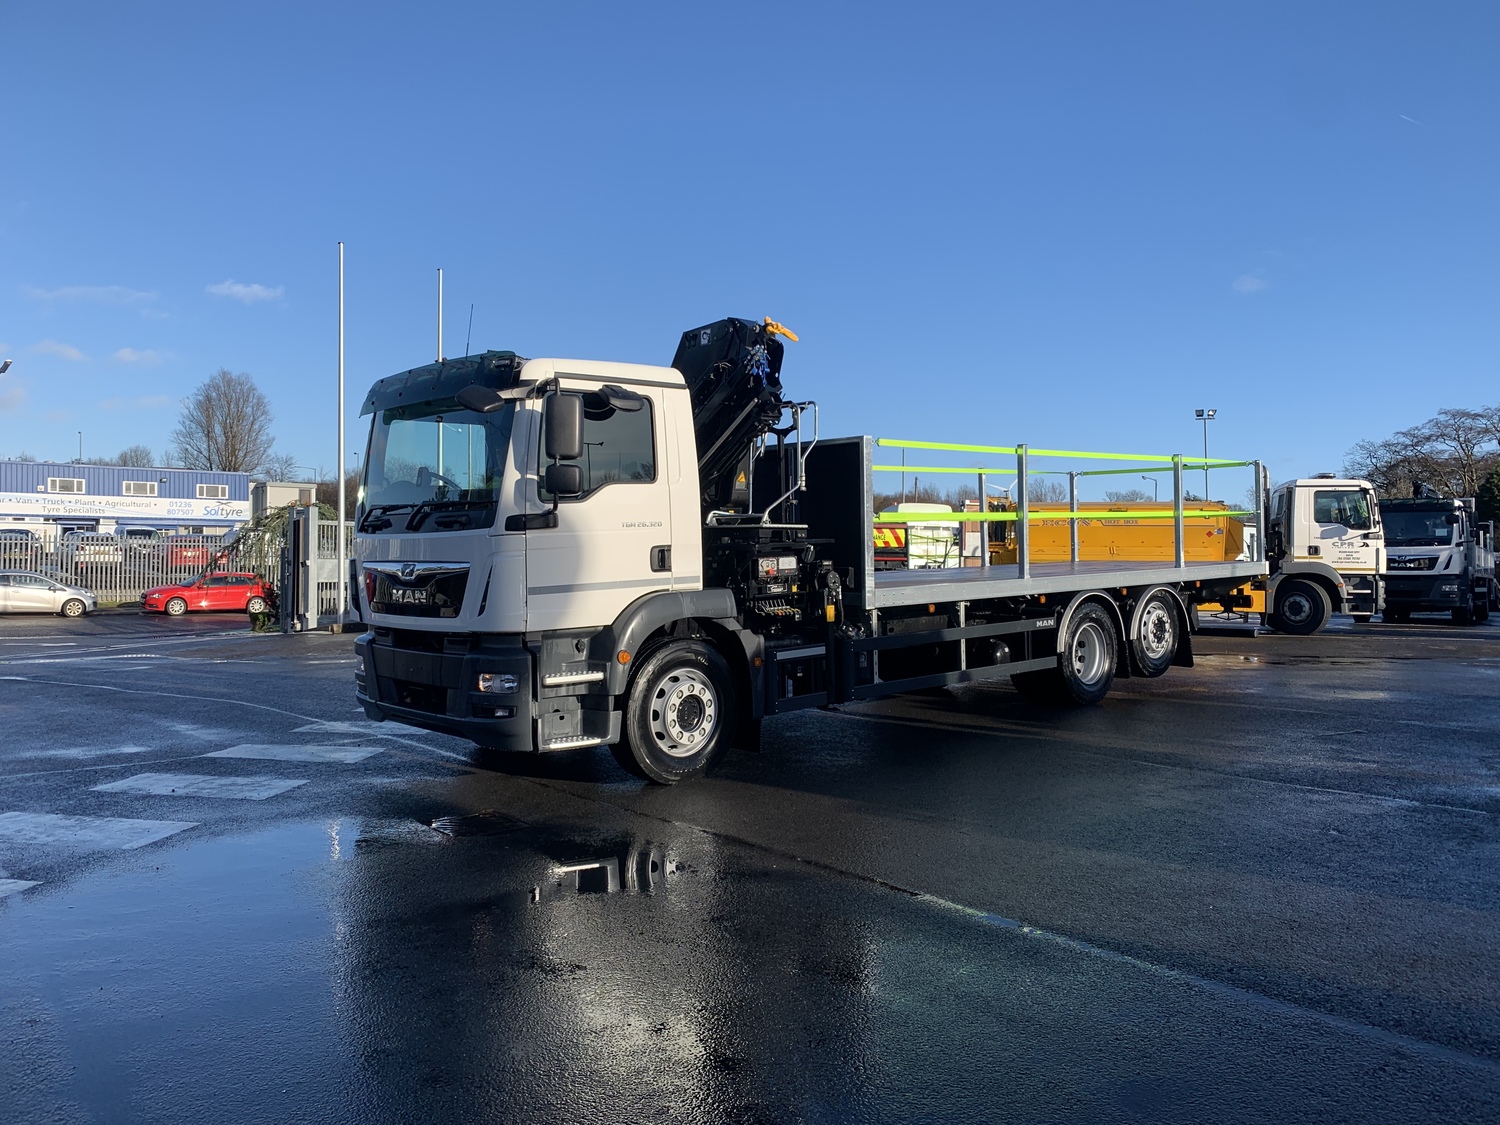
{"left": 1386, "top": 556, "right": 1437, "bottom": 571}
{"left": 364, "top": 562, "right": 469, "bottom": 618}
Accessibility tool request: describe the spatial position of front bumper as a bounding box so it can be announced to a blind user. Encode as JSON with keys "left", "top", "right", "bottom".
{"left": 1383, "top": 574, "right": 1463, "bottom": 608}
{"left": 355, "top": 629, "right": 534, "bottom": 751}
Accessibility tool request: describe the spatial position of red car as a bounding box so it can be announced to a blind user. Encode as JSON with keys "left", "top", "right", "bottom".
{"left": 143, "top": 573, "right": 270, "bottom": 616}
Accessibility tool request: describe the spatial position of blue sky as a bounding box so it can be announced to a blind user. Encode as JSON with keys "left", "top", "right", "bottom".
{"left": 1, "top": 2, "right": 1495, "bottom": 497}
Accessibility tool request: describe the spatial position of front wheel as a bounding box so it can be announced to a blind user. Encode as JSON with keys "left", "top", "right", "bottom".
{"left": 60, "top": 598, "right": 86, "bottom": 618}
{"left": 246, "top": 595, "right": 268, "bottom": 614}
{"left": 1452, "top": 597, "right": 1474, "bottom": 626}
{"left": 612, "top": 640, "right": 735, "bottom": 784}
{"left": 165, "top": 597, "right": 188, "bottom": 617}
{"left": 1270, "top": 579, "right": 1330, "bottom": 636}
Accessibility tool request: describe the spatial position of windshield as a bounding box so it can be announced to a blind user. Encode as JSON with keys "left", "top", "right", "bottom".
{"left": 1382, "top": 510, "right": 1455, "bottom": 547}
{"left": 363, "top": 402, "right": 516, "bottom": 515}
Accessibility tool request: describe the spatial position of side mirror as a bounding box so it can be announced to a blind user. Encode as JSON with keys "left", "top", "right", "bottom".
{"left": 545, "top": 393, "right": 584, "bottom": 461}
{"left": 1445, "top": 512, "right": 1460, "bottom": 525}
{"left": 544, "top": 462, "right": 583, "bottom": 498}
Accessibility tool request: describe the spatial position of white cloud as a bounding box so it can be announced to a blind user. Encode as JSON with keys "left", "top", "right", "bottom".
{"left": 1232, "top": 273, "right": 1269, "bottom": 294}
{"left": 30, "top": 339, "right": 88, "bottom": 361}
{"left": 111, "top": 347, "right": 172, "bottom": 366}
{"left": 23, "top": 284, "right": 158, "bottom": 305}
{"left": 207, "top": 279, "right": 284, "bottom": 304}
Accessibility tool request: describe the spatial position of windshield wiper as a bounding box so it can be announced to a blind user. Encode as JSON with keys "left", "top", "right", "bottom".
{"left": 359, "top": 503, "right": 418, "bottom": 532}
{"left": 406, "top": 498, "right": 494, "bottom": 531}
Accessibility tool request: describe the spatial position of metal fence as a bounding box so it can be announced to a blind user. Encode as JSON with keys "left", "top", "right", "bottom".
{"left": 0, "top": 533, "right": 283, "bottom": 605}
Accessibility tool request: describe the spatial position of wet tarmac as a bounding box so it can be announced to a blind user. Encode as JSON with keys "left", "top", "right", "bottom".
{"left": 1, "top": 612, "right": 1497, "bottom": 1122}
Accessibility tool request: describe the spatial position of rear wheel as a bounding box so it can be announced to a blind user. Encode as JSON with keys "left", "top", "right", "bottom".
{"left": 1270, "top": 579, "right": 1330, "bottom": 636}
{"left": 612, "top": 640, "right": 734, "bottom": 784}
{"left": 60, "top": 599, "right": 86, "bottom": 618}
{"left": 165, "top": 597, "right": 188, "bottom": 617}
{"left": 246, "top": 595, "right": 268, "bottom": 614}
{"left": 1012, "top": 601, "right": 1118, "bottom": 706}
{"left": 1129, "top": 589, "right": 1178, "bottom": 677}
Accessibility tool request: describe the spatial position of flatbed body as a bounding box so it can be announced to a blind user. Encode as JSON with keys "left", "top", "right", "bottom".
{"left": 869, "top": 559, "right": 1266, "bottom": 609}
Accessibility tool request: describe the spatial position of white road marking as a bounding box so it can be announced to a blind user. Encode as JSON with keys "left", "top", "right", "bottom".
{"left": 0, "top": 811, "right": 197, "bottom": 850}
{"left": 0, "top": 879, "right": 42, "bottom": 897}
{"left": 293, "top": 720, "right": 388, "bottom": 734}
{"left": 206, "top": 744, "right": 384, "bottom": 764}
{"left": 92, "top": 773, "right": 308, "bottom": 800}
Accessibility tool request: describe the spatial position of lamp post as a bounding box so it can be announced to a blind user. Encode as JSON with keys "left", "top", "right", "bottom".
{"left": 1194, "top": 408, "right": 1217, "bottom": 500}
{"left": 1142, "top": 475, "right": 1159, "bottom": 501}
{"left": 77, "top": 432, "right": 82, "bottom": 463}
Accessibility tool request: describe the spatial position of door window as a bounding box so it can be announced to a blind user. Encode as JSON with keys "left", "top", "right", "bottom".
{"left": 1312, "top": 490, "right": 1372, "bottom": 530}
{"left": 539, "top": 393, "right": 655, "bottom": 502}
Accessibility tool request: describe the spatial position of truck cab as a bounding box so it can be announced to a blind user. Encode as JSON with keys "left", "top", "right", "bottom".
{"left": 1379, "top": 496, "right": 1497, "bottom": 624}
{"left": 1261, "top": 476, "right": 1384, "bottom": 632}
{"left": 354, "top": 352, "right": 708, "bottom": 755}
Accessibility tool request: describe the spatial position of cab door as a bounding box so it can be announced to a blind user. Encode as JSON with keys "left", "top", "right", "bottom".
{"left": 1302, "top": 486, "right": 1382, "bottom": 573}
{"left": 523, "top": 383, "right": 674, "bottom": 633}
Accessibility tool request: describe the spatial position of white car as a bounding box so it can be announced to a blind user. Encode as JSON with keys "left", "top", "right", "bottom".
{"left": 0, "top": 570, "right": 98, "bottom": 617}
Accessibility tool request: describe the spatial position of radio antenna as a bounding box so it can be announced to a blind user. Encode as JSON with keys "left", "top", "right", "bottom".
{"left": 465, "top": 303, "right": 474, "bottom": 357}
{"left": 436, "top": 267, "right": 444, "bottom": 361}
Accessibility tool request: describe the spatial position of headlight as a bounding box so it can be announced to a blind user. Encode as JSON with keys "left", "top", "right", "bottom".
{"left": 478, "top": 673, "right": 519, "bottom": 694}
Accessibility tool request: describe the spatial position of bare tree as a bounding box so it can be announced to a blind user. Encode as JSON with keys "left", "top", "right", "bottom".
{"left": 116, "top": 445, "right": 154, "bottom": 467}
{"left": 1345, "top": 404, "right": 1500, "bottom": 498}
{"left": 170, "top": 369, "right": 276, "bottom": 474}
{"left": 262, "top": 453, "right": 302, "bottom": 481}
{"left": 1104, "top": 489, "right": 1152, "bottom": 503}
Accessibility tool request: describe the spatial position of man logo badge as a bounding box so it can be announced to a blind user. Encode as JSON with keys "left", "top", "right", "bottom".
{"left": 400, "top": 562, "right": 417, "bottom": 581}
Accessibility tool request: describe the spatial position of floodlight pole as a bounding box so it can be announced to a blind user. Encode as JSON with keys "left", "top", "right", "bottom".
{"left": 337, "top": 242, "right": 346, "bottom": 628}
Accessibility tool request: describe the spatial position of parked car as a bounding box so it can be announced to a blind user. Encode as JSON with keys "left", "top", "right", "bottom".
{"left": 118, "top": 527, "right": 166, "bottom": 556}
{"left": 0, "top": 570, "right": 97, "bottom": 617}
{"left": 63, "top": 532, "right": 125, "bottom": 569}
{"left": 166, "top": 537, "right": 218, "bottom": 569}
{"left": 142, "top": 572, "right": 270, "bottom": 616}
{"left": 0, "top": 528, "right": 42, "bottom": 567}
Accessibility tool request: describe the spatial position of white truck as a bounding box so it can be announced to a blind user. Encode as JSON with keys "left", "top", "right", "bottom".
{"left": 1378, "top": 494, "right": 1497, "bottom": 624}
{"left": 1252, "top": 474, "right": 1385, "bottom": 633}
{"left": 352, "top": 318, "right": 1267, "bottom": 783}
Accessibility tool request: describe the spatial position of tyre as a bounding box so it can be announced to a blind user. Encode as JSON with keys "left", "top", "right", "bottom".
{"left": 1351, "top": 613, "right": 1372, "bottom": 624}
{"left": 1270, "top": 579, "right": 1330, "bottom": 636}
{"left": 1452, "top": 596, "right": 1474, "bottom": 626}
{"left": 1129, "top": 589, "right": 1178, "bottom": 678}
{"left": 1476, "top": 600, "right": 1491, "bottom": 623}
{"left": 246, "top": 595, "right": 268, "bottom": 614}
{"left": 1012, "top": 601, "right": 1118, "bottom": 706}
{"left": 612, "top": 640, "right": 734, "bottom": 784}
{"left": 165, "top": 597, "right": 188, "bottom": 617}
{"left": 60, "top": 598, "right": 86, "bottom": 618}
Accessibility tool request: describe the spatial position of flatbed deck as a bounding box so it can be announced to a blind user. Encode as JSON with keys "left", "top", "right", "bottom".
{"left": 868, "top": 559, "right": 1265, "bottom": 609}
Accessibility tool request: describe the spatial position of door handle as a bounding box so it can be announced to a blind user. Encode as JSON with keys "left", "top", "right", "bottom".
{"left": 650, "top": 546, "right": 672, "bottom": 572}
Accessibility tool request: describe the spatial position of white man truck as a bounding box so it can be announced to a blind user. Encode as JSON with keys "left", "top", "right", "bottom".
{"left": 1378, "top": 494, "right": 1497, "bottom": 625}
{"left": 1209, "top": 474, "right": 1385, "bottom": 634}
{"left": 352, "top": 318, "right": 1267, "bottom": 783}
